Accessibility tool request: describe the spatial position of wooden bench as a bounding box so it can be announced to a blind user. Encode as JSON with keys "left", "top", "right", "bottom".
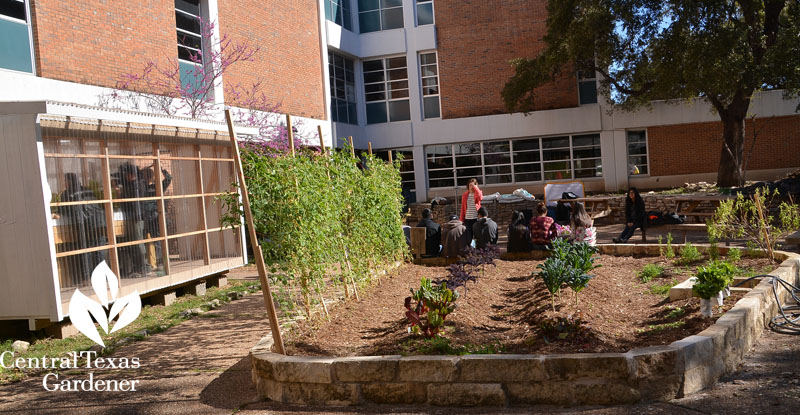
{"left": 409, "top": 227, "right": 426, "bottom": 259}
{"left": 641, "top": 223, "right": 711, "bottom": 244}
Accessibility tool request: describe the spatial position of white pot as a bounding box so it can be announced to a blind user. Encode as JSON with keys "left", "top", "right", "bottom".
{"left": 700, "top": 299, "right": 713, "bottom": 317}
{"left": 723, "top": 286, "right": 731, "bottom": 298}
{"left": 716, "top": 291, "right": 724, "bottom": 306}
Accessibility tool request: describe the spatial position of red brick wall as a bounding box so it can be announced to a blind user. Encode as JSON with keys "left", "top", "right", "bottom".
{"left": 218, "top": 0, "right": 326, "bottom": 120}
{"left": 648, "top": 115, "right": 800, "bottom": 176}
{"left": 434, "top": 0, "right": 579, "bottom": 119}
{"left": 29, "top": 0, "right": 175, "bottom": 88}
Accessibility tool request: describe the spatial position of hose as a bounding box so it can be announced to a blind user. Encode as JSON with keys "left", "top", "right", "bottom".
{"left": 733, "top": 274, "right": 800, "bottom": 334}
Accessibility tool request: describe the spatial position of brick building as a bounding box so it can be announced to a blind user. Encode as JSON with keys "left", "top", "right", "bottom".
{"left": 2, "top": 0, "right": 799, "bottom": 204}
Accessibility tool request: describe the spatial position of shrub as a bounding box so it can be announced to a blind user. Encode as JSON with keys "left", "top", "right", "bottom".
{"left": 648, "top": 279, "right": 678, "bottom": 296}
{"left": 727, "top": 247, "right": 742, "bottom": 262}
{"left": 404, "top": 278, "right": 458, "bottom": 338}
{"left": 665, "top": 233, "right": 675, "bottom": 259}
{"left": 692, "top": 261, "right": 735, "bottom": 300}
{"left": 708, "top": 188, "right": 800, "bottom": 263}
{"left": 536, "top": 258, "right": 569, "bottom": 312}
{"left": 540, "top": 241, "right": 601, "bottom": 309}
{"left": 638, "top": 264, "right": 665, "bottom": 283}
{"left": 677, "top": 242, "right": 702, "bottom": 264}
{"left": 708, "top": 238, "right": 720, "bottom": 260}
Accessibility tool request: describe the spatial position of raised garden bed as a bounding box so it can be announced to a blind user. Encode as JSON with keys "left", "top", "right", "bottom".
{"left": 250, "top": 246, "right": 800, "bottom": 407}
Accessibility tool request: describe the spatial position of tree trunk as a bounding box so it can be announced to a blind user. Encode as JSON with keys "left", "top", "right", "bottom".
{"left": 716, "top": 97, "right": 750, "bottom": 188}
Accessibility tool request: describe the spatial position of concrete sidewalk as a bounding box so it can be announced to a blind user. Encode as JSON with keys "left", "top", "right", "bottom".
{"left": 0, "top": 269, "right": 797, "bottom": 415}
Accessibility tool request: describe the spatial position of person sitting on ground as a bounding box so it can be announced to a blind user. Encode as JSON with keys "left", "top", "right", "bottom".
{"left": 530, "top": 201, "right": 557, "bottom": 250}
{"left": 507, "top": 210, "right": 532, "bottom": 253}
{"left": 416, "top": 208, "right": 441, "bottom": 257}
{"left": 613, "top": 187, "right": 646, "bottom": 243}
{"left": 472, "top": 207, "right": 498, "bottom": 249}
{"left": 441, "top": 215, "right": 470, "bottom": 258}
{"left": 569, "top": 202, "right": 596, "bottom": 246}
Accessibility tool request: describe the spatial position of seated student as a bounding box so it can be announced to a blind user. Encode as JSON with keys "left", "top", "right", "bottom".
{"left": 507, "top": 210, "right": 532, "bottom": 252}
{"left": 472, "top": 207, "right": 498, "bottom": 249}
{"left": 530, "top": 201, "right": 557, "bottom": 250}
{"left": 441, "top": 215, "right": 470, "bottom": 258}
{"left": 613, "top": 187, "right": 646, "bottom": 243}
{"left": 569, "top": 203, "right": 597, "bottom": 246}
{"left": 416, "top": 208, "right": 441, "bottom": 257}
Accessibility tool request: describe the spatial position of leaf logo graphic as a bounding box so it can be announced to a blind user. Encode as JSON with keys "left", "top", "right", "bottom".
{"left": 68, "top": 261, "right": 142, "bottom": 347}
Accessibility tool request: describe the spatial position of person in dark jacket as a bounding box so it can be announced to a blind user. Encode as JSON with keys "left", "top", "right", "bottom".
{"left": 613, "top": 187, "right": 646, "bottom": 243}
{"left": 472, "top": 207, "right": 498, "bottom": 249}
{"left": 507, "top": 210, "right": 531, "bottom": 253}
{"left": 415, "top": 208, "right": 441, "bottom": 257}
{"left": 118, "top": 163, "right": 149, "bottom": 277}
{"left": 441, "top": 215, "right": 469, "bottom": 258}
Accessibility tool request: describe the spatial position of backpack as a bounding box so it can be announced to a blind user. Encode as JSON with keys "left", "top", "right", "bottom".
{"left": 663, "top": 212, "right": 685, "bottom": 225}
{"left": 647, "top": 211, "right": 664, "bottom": 226}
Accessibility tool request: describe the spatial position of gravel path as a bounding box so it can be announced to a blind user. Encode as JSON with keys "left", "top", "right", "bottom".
{"left": 0, "top": 267, "right": 796, "bottom": 414}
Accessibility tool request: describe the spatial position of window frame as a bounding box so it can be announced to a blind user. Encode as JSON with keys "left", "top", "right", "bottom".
{"left": 175, "top": 0, "right": 205, "bottom": 82}
{"left": 577, "top": 70, "right": 598, "bottom": 105}
{"left": 324, "top": 0, "right": 353, "bottom": 31}
{"left": 0, "top": 0, "right": 36, "bottom": 74}
{"left": 328, "top": 51, "right": 358, "bottom": 125}
{"left": 415, "top": 0, "right": 434, "bottom": 26}
{"left": 626, "top": 129, "right": 650, "bottom": 177}
{"left": 418, "top": 51, "right": 441, "bottom": 120}
{"left": 362, "top": 54, "right": 411, "bottom": 124}
{"left": 357, "top": 0, "right": 404, "bottom": 33}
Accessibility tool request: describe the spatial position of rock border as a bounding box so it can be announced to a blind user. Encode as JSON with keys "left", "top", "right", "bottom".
{"left": 250, "top": 246, "right": 800, "bottom": 407}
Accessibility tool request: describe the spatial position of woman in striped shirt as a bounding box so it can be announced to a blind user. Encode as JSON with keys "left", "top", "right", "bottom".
{"left": 459, "top": 178, "right": 482, "bottom": 242}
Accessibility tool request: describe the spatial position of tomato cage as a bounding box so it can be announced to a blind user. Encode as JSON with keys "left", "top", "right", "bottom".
{"left": 0, "top": 101, "right": 249, "bottom": 330}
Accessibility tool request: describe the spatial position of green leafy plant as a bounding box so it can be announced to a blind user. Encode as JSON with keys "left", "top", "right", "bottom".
{"left": 692, "top": 262, "right": 732, "bottom": 300}
{"left": 648, "top": 279, "right": 678, "bottom": 296}
{"left": 539, "top": 314, "right": 592, "bottom": 344}
{"left": 745, "top": 240, "right": 760, "bottom": 258}
{"left": 727, "top": 247, "right": 742, "bottom": 262}
{"left": 564, "top": 269, "right": 593, "bottom": 307}
{"left": 657, "top": 235, "right": 664, "bottom": 258}
{"left": 405, "top": 277, "right": 459, "bottom": 338}
{"left": 708, "top": 188, "right": 800, "bottom": 263}
{"left": 677, "top": 242, "right": 702, "bottom": 265}
{"left": 666, "top": 306, "right": 686, "bottom": 319}
{"left": 535, "top": 258, "right": 568, "bottom": 312}
{"left": 400, "top": 337, "right": 503, "bottom": 356}
{"left": 664, "top": 233, "right": 675, "bottom": 259}
{"left": 638, "top": 264, "right": 665, "bottom": 283}
{"left": 708, "top": 237, "right": 720, "bottom": 260}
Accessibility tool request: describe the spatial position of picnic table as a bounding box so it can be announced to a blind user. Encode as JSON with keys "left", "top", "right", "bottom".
{"left": 670, "top": 194, "right": 734, "bottom": 223}
{"left": 554, "top": 196, "right": 615, "bottom": 220}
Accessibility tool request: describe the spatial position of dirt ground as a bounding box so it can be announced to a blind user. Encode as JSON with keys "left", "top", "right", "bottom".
{"left": 287, "top": 255, "right": 770, "bottom": 357}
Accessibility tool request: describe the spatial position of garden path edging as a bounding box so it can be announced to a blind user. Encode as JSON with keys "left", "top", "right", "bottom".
{"left": 249, "top": 246, "right": 800, "bottom": 407}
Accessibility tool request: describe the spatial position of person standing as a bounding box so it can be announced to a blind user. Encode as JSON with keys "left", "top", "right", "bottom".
{"left": 613, "top": 187, "right": 646, "bottom": 243}
{"left": 459, "top": 178, "right": 482, "bottom": 241}
{"left": 472, "top": 207, "right": 498, "bottom": 249}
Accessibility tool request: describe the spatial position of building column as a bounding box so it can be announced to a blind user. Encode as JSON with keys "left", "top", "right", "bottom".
{"left": 612, "top": 129, "right": 630, "bottom": 191}
{"left": 412, "top": 145, "right": 427, "bottom": 202}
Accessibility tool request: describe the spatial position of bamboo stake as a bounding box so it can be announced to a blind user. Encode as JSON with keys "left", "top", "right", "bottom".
{"left": 317, "top": 125, "right": 326, "bottom": 154}
{"left": 753, "top": 193, "right": 774, "bottom": 261}
{"left": 344, "top": 246, "right": 359, "bottom": 301}
{"left": 286, "top": 114, "right": 295, "bottom": 157}
{"left": 368, "top": 142, "right": 372, "bottom": 156}
{"left": 319, "top": 291, "right": 329, "bottom": 318}
{"left": 388, "top": 150, "right": 393, "bottom": 164}
{"left": 225, "top": 109, "right": 286, "bottom": 355}
{"left": 348, "top": 136, "right": 355, "bottom": 158}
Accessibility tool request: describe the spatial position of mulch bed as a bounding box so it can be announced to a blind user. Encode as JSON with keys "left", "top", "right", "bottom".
{"left": 285, "top": 255, "right": 773, "bottom": 356}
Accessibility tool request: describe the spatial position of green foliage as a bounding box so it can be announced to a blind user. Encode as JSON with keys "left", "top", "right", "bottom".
{"left": 665, "top": 233, "right": 675, "bottom": 259}
{"left": 637, "top": 321, "right": 686, "bottom": 334}
{"left": 727, "top": 247, "right": 742, "bottom": 262}
{"left": 222, "top": 142, "right": 407, "bottom": 317}
{"left": 638, "top": 264, "right": 665, "bottom": 283}
{"left": 405, "top": 278, "right": 459, "bottom": 338}
{"left": 709, "top": 188, "right": 800, "bottom": 262}
{"left": 708, "top": 238, "right": 720, "bottom": 260}
{"left": 539, "top": 240, "right": 600, "bottom": 309}
{"left": 692, "top": 261, "right": 737, "bottom": 300}
{"left": 745, "top": 241, "right": 760, "bottom": 258}
{"left": 657, "top": 235, "right": 664, "bottom": 258}
{"left": 399, "top": 336, "right": 502, "bottom": 356}
{"left": 666, "top": 306, "right": 686, "bottom": 319}
{"left": 501, "top": 1, "right": 800, "bottom": 186}
{"left": 677, "top": 242, "right": 702, "bottom": 265}
{"left": 536, "top": 258, "right": 568, "bottom": 312}
{"left": 648, "top": 279, "right": 678, "bottom": 297}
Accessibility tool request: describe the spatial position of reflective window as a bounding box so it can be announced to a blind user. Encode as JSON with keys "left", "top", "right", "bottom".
{"left": 329, "top": 51, "right": 358, "bottom": 124}
{"left": 0, "top": 0, "right": 34, "bottom": 73}
{"left": 419, "top": 52, "right": 440, "bottom": 119}
{"left": 358, "top": 0, "right": 404, "bottom": 33}
{"left": 627, "top": 130, "right": 648, "bottom": 175}
{"left": 578, "top": 70, "right": 598, "bottom": 105}
{"left": 416, "top": 0, "right": 434, "bottom": 26}
{"left": 175, "top": 0, "right": 203, "bottom": 86}
{"left": 363, "top": 56, "right": 410, "bottom": 124}
{"left": 324, "top": 0, "right": 353, "bottom": 31}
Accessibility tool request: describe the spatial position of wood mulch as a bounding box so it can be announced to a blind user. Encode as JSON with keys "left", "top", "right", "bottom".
{"left": 285, "top": 255, "right": 774, "bottom": 356}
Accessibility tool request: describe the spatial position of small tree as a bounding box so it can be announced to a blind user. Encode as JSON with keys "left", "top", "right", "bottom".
{"left": 708, "top": 189, "right": 800, "bottom": 262}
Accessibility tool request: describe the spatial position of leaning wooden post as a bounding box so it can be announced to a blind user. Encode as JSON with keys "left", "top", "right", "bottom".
{"left": 286, "top": 114, "right": 295, "bottom": 157}
{"left": 317, "top": 125, "right": 326, "bottom": 154}
{"left": 368, "top": 142, "right": 372, "bottom": 156}
{"left": 388, "top": 150, "right": 393, "bottom": 164}
{"left": 348, "top": 136, "right": 355, "bottom": 158}
{"left": 225, "top": 109, "right": 286, "bottom": 355}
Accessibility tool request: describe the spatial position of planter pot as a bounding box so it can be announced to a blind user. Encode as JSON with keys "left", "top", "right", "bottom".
{"left": 700, "top": 298, "right": 713, "bottom": 317}
{"left": 716, "top": 291, "right": 724, "bottom": 306}
{"left": 723, "top": 286, "right": 731, "bottom": 298}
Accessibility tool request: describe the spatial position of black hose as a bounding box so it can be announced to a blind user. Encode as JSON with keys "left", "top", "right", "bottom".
{"left": 733, "top": 274, "right": 800, "bottom": 334}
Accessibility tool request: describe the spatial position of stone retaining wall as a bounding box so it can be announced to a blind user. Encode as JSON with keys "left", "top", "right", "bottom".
{"left": 250, "top": 247, "right": 800, "bottom": 407}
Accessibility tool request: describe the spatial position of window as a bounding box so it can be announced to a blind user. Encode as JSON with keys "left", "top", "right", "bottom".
{"left": 0, "top": 0, "right": 34, "bottom": 73}
{"left": 379, "top": 149, "right": 416, "bottom": 203}
{"left": 578, "top": 70, "right": 598, "bottom": 105}
{"left": 416, "top": 0, "right": 434, "bottom": 25}
{"left": 175, "top": 0, "right": 203, "bottom": 86}
{"left": 358, "top": 0, "right": 403, "bottom": 33}
{"left": 419, "top": 52, "right": 440, "bottom": 119}
{"left": 363, "top": 56, "right": 410, "bottom": 124}
{"left": 329, "top": 52, "right": 358, "bottom": 124}
{"left": 324, "top": 0, "right": 353, "bottom": 31}
{"left": 626, "top": 130, "right": 648, "bottom": 175}
{"left": 426, "top": 134, "right": 603, "bottom": 189}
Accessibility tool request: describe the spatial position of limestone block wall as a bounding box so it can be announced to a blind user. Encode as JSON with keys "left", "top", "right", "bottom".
{"left": 250, "top": 248, "right": 799, "bottom": 407}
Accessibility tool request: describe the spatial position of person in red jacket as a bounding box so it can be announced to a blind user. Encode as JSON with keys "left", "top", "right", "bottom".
{"left": 460, "top": 178, "right": 482, "bottom": 241}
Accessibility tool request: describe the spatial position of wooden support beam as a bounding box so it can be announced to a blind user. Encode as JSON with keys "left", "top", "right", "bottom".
{"left": 225, "top": 109, "right": 286, "bottom": 355}
{"left": 197, "top": 149, "right": 211, "bottom": 265}
{"left": 286, "top": 114, "right": 295, "bottom": 157}
{"left": 155, "top": 148, "right": 171, "bottom": 275}
{"left": 349, "top": 136, "right": 354, "bottom": 157}
{"left": 388, "top": 150, "right": 393, "bottom": 164}
{"left": 100, "top": 145, "right": 120, "bottom": 280}
{"left": 317, "top": 125, "right": 325, "bottom": 154}
{"left": 368, "top": 142, "right": 372, "bottom": 156}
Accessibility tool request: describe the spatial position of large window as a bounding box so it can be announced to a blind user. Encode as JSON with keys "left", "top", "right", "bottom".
{"left": 329, "top": 52, "right": 358, "bottom": 124}
{"left": 425, "top": 134, "right": 603, "bottom": 189}
{"left": 0, "top": 0, "right": 34, "bottom": 73}
{"left": 416, "top": 0, "right": 434, "bottom": 26}
{"left": 175, "top": 0, "right": 203, "bottom": 86}
{"left": 627, "top": 130, "right": 649, "bottom": 175}
{"left": 363, "top": 56, "right": 410, "bottom": 124}
{"left": 419, "top": 52, "right": 440, "bottom": 119}
{"left": 358, "top": 0, "right": 403, "bottom": 33}
{"left": 379, "top": 148, "right": 416, "bottom": 203}
{"left": 578, "top": 70, "right": 598, "bottom": 105}
{"left": 325, "top": 0, "right": 353, "bottom": 31}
